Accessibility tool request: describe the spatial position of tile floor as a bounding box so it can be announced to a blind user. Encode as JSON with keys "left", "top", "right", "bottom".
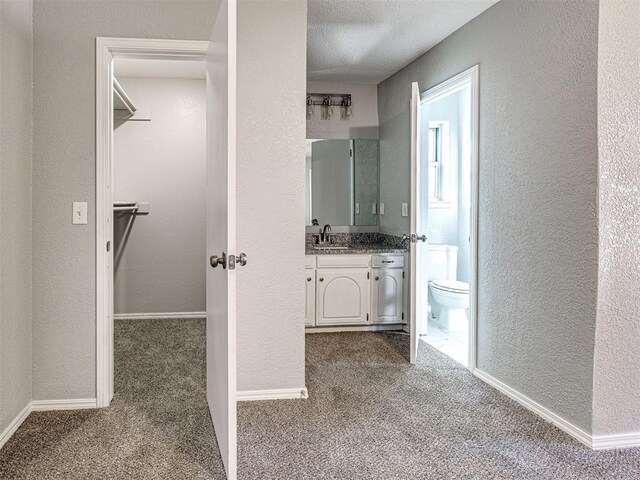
{"left": 422, "top": 318, "right": 468, "bottom": 366}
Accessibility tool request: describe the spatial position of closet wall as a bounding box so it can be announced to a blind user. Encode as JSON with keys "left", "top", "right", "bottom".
{"left": 114, "top": 77, "right": 206, "bottom": 316}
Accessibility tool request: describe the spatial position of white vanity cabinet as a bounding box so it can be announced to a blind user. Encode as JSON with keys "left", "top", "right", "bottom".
{"left": 371, "top": 255, "right": 405, "bottom": 324}
{"left": 305, "top": 257, "right": 316, "bottom": 327}
{"left": 305, "top": 254, "right": 406, "bottom": 329}
{"left": 316, "top": 269, "right": 370, "bottom": 325}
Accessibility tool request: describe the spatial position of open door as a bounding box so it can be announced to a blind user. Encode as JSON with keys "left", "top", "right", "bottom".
{"left": 409, "top": 81, "right": 429, "bottom": 364}
{"left": 206, "top": 0, "right": 238, "bottom": 478}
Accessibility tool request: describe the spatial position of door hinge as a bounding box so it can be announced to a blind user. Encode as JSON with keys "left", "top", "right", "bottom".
{"left": 366, "top": 313, "right": 369, "bottom": 322}
{"left": 367, "top": 272, "right": 370, "bottom": 280}
{"left": 402, "top": 271, "right": 405, "bottom": 279}
{"left": 350, "top": 148, "right": 353, "bottom": 157}
{"left": 402, "top": 312, "right": 405, "bottom": 320}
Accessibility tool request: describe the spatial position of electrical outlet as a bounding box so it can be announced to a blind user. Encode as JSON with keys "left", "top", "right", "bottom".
{"left": 372, "top": 203, "right": 377, "bottom": 214}
{"left": 402, "top": 203, "right": 408, "bottom": 217}
{"left": 355, "top": 203, "right": 360, "bottom": 214}
{"left": 72, "top": 202, "right": 88, "bottom": 225}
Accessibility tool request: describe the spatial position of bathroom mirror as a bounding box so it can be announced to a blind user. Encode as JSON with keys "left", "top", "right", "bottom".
{"left": 305, "top": 139, "right": 379, "bottom": 226}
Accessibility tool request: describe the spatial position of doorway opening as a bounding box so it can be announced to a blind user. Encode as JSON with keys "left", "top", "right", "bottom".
{"left": 96, "top": 37, "right": 238, "bottom": 479}
{"left": 410, "top": 66, "right": 479, "bottom": 369}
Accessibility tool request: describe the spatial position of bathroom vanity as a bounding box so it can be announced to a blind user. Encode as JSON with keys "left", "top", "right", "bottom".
{"left": 305, "top": 252, "right": 407, "bottom": 330}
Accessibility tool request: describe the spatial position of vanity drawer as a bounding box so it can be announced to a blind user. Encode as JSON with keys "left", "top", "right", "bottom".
{"left": 316, "top": 255, "right": 370, "bottom": 269}
{"left": 305, "top": 256, "right": 316, "bottom": 269}
{"left": 371, "top": 255, "right": 404, "bottom": 268}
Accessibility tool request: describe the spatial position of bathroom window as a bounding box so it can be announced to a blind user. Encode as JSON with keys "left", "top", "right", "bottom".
{"left": 427, "top": 123, "right": 445, "bottom": 202}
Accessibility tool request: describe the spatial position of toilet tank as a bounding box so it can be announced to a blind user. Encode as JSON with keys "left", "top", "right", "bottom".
{"left": 427, "top": 245, "right": 458, "bottom": 281}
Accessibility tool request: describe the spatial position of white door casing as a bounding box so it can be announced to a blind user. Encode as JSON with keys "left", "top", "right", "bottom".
{"left": 409, "top": 65, "right": 480, "bottom": 371}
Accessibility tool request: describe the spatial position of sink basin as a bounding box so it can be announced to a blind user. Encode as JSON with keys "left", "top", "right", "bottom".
{"left": 313, "top": 245, "right": 349, "bottom": 250}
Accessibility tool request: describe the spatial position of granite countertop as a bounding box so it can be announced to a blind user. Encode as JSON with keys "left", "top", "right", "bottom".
{"left": 305, "top": 245, "right": 408, "bottom": 255}
{"left": 304, "top": 232, "right": 409, "bottom": 255}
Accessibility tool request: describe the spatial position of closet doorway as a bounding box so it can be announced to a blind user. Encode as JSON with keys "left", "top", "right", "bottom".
{"left": 96, "top": 37, "right": 239, "bottom": 479}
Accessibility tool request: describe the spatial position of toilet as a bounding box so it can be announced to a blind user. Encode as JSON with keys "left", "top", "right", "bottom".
{"left": 426, "top": 245, "right": 469, "bottom": 332}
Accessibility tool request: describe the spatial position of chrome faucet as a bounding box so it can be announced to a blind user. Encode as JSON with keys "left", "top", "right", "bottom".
{"left": 321, "top": 224, "right": 332, "bottom": 244}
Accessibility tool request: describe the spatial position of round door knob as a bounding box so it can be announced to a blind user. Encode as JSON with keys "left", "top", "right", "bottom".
{"left": 237, "top": 253, "right": 247, "bottom": 266}
{"left": 307, "top": 277, "right": 312, "bottom": 282}
{"left": 319, "top": 277, "right": 324, "bottom": 282}
{"left": 375, "top": 276, "right": 379, "bottom": 281}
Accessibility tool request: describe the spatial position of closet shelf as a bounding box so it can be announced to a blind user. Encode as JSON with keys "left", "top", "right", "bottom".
{"left": 113, "top": 78, "right": 136, "bottom": 116}
{"left": 113, "top": 201, "right": 150, "bottom": 215}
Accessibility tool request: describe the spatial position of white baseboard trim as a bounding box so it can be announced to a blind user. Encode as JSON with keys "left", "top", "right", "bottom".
{"left": 0, "top": 403, "right": 31, "bottom": 450}
{"left": 473, "top": 369, "right": 592, "bottom": 448}
{"left": 1, "top": 398, "right": 98, "bottom": 450}
{"left": 306, "top": 324, "right": 405, "bottom": 333}
{"left": 31, "top": 398, "right": 98, "bottom": 411}
{"left": 114, "top": 311, "right": 206, "bottom": 320}
{"left": 592, "top": 432, "right": 640, "bottom": 450}
{"left": 237, "top": 387, "right": 309, "bottom": 402}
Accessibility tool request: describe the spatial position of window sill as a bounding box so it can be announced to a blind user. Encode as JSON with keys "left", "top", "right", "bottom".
{"left": 428, "top": 201, "right": 453, "bottom": 209}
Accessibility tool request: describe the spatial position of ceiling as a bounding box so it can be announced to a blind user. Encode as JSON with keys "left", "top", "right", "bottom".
{"left": 307, "top": 0, "right": 498, "bottom": 84}
{"left": 114, "top": 57, "right": 205, "bottom": 80}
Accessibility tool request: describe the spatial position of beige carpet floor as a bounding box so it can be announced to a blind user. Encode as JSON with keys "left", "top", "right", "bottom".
{"left": 1, "top": 319, "right": 639, "bottom": 479}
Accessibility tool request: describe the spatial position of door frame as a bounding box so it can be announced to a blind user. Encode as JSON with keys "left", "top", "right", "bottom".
{"left": 95, "top": 37, "right": 209, "bottom": 407}
{"left": 419, "top": 65, "right": 479, "bottom": 370}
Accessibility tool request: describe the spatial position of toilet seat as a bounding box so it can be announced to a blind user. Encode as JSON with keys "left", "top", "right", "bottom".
{"left": 430, "top": 279, "right": 469, "bottom": 294}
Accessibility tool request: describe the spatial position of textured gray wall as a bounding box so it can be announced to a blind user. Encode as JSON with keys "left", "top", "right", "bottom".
{"left": 593, "top": 0, "right": 640, "bottom": 437}
{"left": 32, "top": 0, "right": 214, "bottom": 400}
{"left": 236, "top": 0, "right": 307, "bottom": 392}
{"left": 0, "top": 0, "right": 33, "bottom": 435}
{"left": 378, "top": 0, "right": 599, "bottom": 431}
{"left": 113, "top": 78, "right": 206, "bottom": 315}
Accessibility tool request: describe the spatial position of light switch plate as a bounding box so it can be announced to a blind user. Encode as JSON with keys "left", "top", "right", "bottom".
{"left": 379, "top": 203, "right": 385, "bottom": 215}
{"left": 73, "top": 202, "right": 88, "bottom": 225}
{"left": 402, "top": 203, "right": 408, "bottom": 217}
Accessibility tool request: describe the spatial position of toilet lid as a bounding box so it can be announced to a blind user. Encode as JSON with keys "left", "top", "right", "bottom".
{"left": 430, "top": 279, "right": 469, "bottom": 293}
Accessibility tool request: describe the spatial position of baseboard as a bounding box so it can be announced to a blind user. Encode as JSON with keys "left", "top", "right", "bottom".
{"left": 306, "top": 324, "right": 405, "bottom": 333}
{"left": 592, "top": 432, "right": 640, "bottom": 450}
{"left": 237, "top": 387, "right": 309, "bottom": 401}
{"left": 473, "top": 369, "right": 592, "bottom": 448}
{"left": 0, "top": 403, "right": 31, "bottom": 450}
{"left": 114, "top": 311, "right": 206, "bottom": 320}
{"left": 1, "top": 398, "right": 97, "bottom": 450}
{"left": 30, "top": 398, "right": 97, "bottom": 411}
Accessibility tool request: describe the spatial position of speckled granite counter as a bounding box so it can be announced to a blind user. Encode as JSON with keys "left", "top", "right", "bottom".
{"left": 305, "top": 232, "right": 409, "bottom": 255}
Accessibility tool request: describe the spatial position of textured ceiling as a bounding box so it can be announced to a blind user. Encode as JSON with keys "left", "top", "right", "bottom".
{"left": 307, "top": 0, "right": 499, "bottom": 84}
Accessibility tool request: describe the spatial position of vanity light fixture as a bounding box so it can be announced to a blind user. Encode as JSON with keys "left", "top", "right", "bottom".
{"left": 306, "top": 96, "right": 315, "bottom": 120}
{"left": 306, "top": 93, "right": 352, "bottom": 121}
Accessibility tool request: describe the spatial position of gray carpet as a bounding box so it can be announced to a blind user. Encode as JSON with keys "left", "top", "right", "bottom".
{"left": 0, "top": 318, "right": 225, "bottom": 479}
{"left": 2, "top": 320, "right": 639, "bottom": 479}
{"left": 238, "top": 332, "right": 640, "bottom": 479}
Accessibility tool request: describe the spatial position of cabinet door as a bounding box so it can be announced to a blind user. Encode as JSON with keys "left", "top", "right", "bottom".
{"left": 305, "top": 270, "right": 315, "bottom": 327}
{"left": 371, "top": 268, "right": 404, "bottom": 324}
{"left": 316, "top": 269, "right": 370, "bottom": 325}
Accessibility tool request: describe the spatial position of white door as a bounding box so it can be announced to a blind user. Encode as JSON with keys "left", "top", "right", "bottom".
{"left": 206, "top": 1, "right": 238, "bottom": 478}
{"left": 409, "top": 82, "right": 429, "bottom": 364}
{"left": 316, "top": 269, "right": 370, "bottom": 325}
